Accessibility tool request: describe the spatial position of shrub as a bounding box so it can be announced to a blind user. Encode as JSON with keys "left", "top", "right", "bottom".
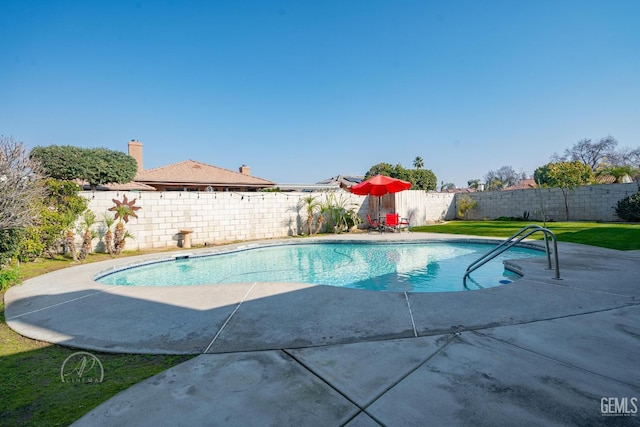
{"left": 17, "top": 227, "right": 46, "bottom": 262}
{"left": 615, "top": 192, "right": 640, "bottom": 221}
{"left": 0, "top": 267, "right": 19, "bottom": 291}
{"left": 0, "top": 228, "right": 22, "bottom": 266}
{"left": 457, "top": 196, "right": 477, "bottom": 219}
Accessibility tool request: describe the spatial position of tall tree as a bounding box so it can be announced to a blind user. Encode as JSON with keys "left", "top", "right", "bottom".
{"left": 364, "top": 163, "right": 395, "bottom": 179}
{"left": 364, "top": 162, "right": 437, "bottom": 191}
{"left": 606, "top": 146, "right": 640, "bottom": 170}
{"left": 483, "top": 166, "right": 523, "bottom": 191}
{"left": 534, "top": 161, "right": 594, "bottom": 220}
{"left": 0, "top": 136, "right": 46, "bottom": 231}
{"left": 552, "top": 136, "right": 618, "bottom": 171}
{"left": 440, "top": 182, "right": 456, "bottom": 191}
{"left": 31, "top": 145, "right": 138, "bottom": 190}
{"left": 413, "top": 156, "right": 424, "bottom": 169}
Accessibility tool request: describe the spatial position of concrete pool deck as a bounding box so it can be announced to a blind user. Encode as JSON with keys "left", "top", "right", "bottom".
{"left": 5, "top": 232, "right": 640, "bottom": 426}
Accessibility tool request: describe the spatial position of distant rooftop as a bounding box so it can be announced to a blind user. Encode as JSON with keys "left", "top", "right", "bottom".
{"left": 317, "top": 175, "right": 364, "bottom": 189}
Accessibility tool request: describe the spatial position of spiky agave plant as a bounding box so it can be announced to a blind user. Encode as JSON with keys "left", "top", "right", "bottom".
{"left": 78, "top": 210, "right": 97, "bottom": 261}
{"left": 108, "top": 195, "right": 141, "bottom": 255}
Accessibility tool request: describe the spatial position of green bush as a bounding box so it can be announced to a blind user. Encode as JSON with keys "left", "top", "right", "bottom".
{"left": 457, "top": 196, "right": 477, "bottom": 219}
{"left": 0, "top": 229, "right": 23, "bottom": 267}
{"left": 17, "top": 226, "right": 46, "bottom": 262}
{"left": 0, "top": 267, "right": 19, "bottom": 291}
{"left": 615, "top": 192, "right": 640, "bottom": 221}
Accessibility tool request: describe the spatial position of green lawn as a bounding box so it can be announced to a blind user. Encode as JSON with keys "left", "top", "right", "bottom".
{"left": 411, "top": 220, "right": 640, "bottom": 251}
{"left": 0, "top": 253, "right": 194, "bottom": 427}
{"left": 1, "top": 221, "right": 638, "bottom": 425}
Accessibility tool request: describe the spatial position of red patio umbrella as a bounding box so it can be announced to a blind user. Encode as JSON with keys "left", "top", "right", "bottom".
{"left": 350, "top": 175, "right": 412, "bottom": 227}
{"left": 350, "top": 174, "right": 412, "bottom": 197}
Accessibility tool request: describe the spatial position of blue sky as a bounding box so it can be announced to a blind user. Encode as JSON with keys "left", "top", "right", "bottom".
{"left": 2, "top": 1, "right": 639, "bottom": 188}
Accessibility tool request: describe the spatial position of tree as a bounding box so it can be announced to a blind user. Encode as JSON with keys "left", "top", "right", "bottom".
{"left": 31, "top": 145, "right": 138, "bottom": 190}
{"left": 534, "top": 161, "right": 594, "bottom": 220}
{"left": 108, "top": 195, "right": 141, "bottom": 255}
{"left": 365, "top": 163, "right": 395, "bottom": 179}
{"left": 606, "top": 146, "right": 640, "bottom": 177}
{"left": 467, "top": 179, "right": 480, "bottom": 190}
{"left": 300, "top": 196, "right": 320, "bottom": 236}
{"left": 0, "top": 136, "right": 47, "bottom": 231}
{"left": 364, "top": 162, "right": 437, "bottom": 191}
{"left": 596, "top": 165, "right": 639, "bottom": 183}
{"left": 84, "top": 148, "right": 138, "bottom": 190}
{"left": 440, "top": 182, "right": 456, "bottom": 191}
{"left": 413, "top": 156, "right": 424, "bottom": 169}
{"left": 409, "top": 168, "right": 437, "bottom": 191}
{"left": 20, "top": 178, "right": 89, "bottom": 260}
{"left": 28, "top": 145, "right": 85, "bottom": 181}
{"left": 552, "top": 136, "right": 618, "bottom": 171}
{"left": 483, "top": 166, "right": 523, "bottom": 191}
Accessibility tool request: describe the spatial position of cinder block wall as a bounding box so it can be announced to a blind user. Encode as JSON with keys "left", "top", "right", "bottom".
{"left": 456, "top": 182, "right": 639, "bottom": 221}
{"left": 85, "top": 191, "right": 367, "bottom": 250}
{"left": 83, "top": 183, "right": 637, "bottom": 251}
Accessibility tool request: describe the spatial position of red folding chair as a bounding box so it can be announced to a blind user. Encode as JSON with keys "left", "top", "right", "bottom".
{"left": 366, "top": 214, "right": 381, "bottom": 233}
{"left": 384, "top": 213, "right": 400, "bottom": 232}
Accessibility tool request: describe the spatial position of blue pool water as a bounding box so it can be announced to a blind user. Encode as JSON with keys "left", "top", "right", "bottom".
{"left": 96, "top": 242, "right": 544, "bottom": 292}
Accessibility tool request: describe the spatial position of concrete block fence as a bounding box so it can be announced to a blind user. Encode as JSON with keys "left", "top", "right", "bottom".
{"left": 456, "top": 182, "right": 639, "bottom": 222}
{"left": 83, "top": 183, "right": 637, "bottom": 251}
{"left": 85, "top": 191, "right": 359, "bottom": 251}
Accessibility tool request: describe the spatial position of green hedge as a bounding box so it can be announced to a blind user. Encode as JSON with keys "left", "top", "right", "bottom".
{"left": 615, "top": 192, "right": 640, "bottom": 221}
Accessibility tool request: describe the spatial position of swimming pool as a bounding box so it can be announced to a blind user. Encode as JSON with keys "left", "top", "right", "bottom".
{"left": 96, "top": 242, "right": 544, "bottom": 292}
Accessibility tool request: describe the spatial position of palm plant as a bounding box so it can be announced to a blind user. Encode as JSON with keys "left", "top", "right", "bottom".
{"left": 78, "top": 210, "right": 97, "bottom": 261}
{"left": 300, "top": 196, "right": 320, "bottom": 236}
{"left": 103, "top": 213, "right": 115, "bottom": 255}
{"left": 413, "top": 156, "right": 424, "bottom": 169}
{"left": 108, "top": 195, "right": 141, "bottom": 255}
{"left": 64, "top": 228, "right": 77, "bottom": 261}
{"left": 62, "top": 212, "right": 78, "bottom": 261}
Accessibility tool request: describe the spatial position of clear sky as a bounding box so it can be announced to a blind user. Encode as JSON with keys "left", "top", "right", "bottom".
{"left": 2, "top": 0, "right": 639, "bottom": 188}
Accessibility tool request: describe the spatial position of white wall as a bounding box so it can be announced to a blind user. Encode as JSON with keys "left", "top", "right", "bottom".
{"left": 457, "top": 182, "right": 639, "bottom": 221}
{"left": 85, "top": 190, "right": 367, "bottom": 250}
{"left": 82, "top": 183, "right": 637, "bottom": 251}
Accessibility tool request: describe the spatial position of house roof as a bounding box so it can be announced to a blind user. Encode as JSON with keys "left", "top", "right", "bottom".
{"left": 81, "top": 181, "right": 157, "bottom": 191}
{"left": 595, "top": 174, "right": 633, "bottom": 184}
{"left": 503, "top": 179, "right": 537, "bottom": 191}
{"left": 134, "top": 160, "right": 275, "bottom": 187}
{"left": 317, "top": 175, "right": 364, "bottom": 188}
{"left": 441, "top": 187, "right": 477, "bottom": 193}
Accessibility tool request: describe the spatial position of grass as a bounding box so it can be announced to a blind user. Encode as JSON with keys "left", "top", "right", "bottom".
{"left": 411, "top": 220, "right": 640, "bottom": 251}
{"left": 0, "top": 252, "right": 194, "bottom": 427}
{"left": 1, "top": 221, "right": 638, "bottom": 425}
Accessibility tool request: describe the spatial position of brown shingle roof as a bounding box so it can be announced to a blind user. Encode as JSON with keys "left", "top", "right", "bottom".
{"left": 503, "top": 179, "right": 537, "bottom": 191}
{"left": 81, "top": 181, "right": 158, "bottom": 191}
{"left": 134, "top": 160, "right": 275, "bottom": 187}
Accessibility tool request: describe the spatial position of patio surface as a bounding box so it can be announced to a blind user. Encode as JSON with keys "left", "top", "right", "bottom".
{"left": 5, "top": 232, "right": 640, "bottom": 426}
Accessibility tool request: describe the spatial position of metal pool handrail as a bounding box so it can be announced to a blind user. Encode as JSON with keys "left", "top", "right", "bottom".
{"left": 463, "top": 225, "right": 561, "bottom": 286}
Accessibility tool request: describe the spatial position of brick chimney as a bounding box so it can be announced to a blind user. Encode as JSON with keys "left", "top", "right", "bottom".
{"left": 239, "top": 165, "right": 250, "bottom": 175}
{"left": 128, "top": 140, "right": 143, "bottom": 171}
